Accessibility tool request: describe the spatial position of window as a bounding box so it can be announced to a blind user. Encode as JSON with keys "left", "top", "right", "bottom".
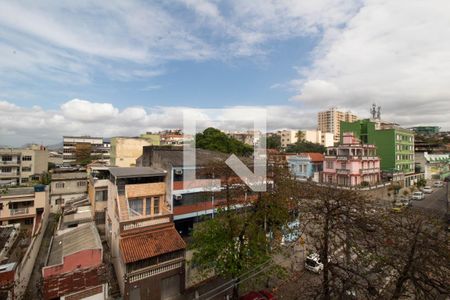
{"left": 21, "top": 178, "right": 28, "bottom": 183}
{"left": 22, "top": 166, "right": 31, "bottom": 172}
{"left": 22, "top": 156, "right": 32, "bottom": 161}
{"left": 153, "top": 197, "right": 160, "bottom": 214}
{"left": 1, "top": 155, "right": 12, "bottom": 161}
{"left": 77, "top": 181, "right": 86, "bottom": 187}
{"left": 326, "top": 160, "right": 334, "bottom": 169}
{"left": 146, "top": 198, "right": 151, "bottom": 215}
{"left": 0, "top": 167, "right": 12, "bottom": 173}
{"left": 129, "top": 198, "right": 143, "bottom": 215}
{"left": 95, "top": 190, "right": 108, "bottom": 202}
{"left": 24, "top": 218, "right": 34, "bottom": 225}
{"left": 55, "top": 182, "right": 65, "bottom": 188}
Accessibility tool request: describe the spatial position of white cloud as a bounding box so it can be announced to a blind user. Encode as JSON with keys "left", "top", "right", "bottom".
{"left": 0, "top": 99, "right": 317, "bottom": 146}
{"left": 292, "top": 0, "right": 450, "bottom": 127}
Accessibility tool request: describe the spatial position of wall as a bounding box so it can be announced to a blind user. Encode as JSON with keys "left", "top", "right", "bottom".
{"left": 111, "top": 138, "right": 153, "bottom": 167}
{"left": 43, "top": 249, "right": 102, "bottom": 277}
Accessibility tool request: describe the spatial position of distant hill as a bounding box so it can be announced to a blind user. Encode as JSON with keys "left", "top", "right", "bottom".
{"left": 46, "top": 142, "right": 63, "bottom": 151}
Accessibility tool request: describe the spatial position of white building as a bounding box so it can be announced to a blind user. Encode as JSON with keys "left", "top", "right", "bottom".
{"left": 278, "top": 130, "right": 299, "bottom": 148}
{"left": 304, "top": 130, "right": 334, "bottom": 147}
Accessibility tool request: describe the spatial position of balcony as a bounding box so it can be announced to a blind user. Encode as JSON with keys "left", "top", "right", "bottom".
{"left": 128, "top": 258, "right": 184, "bottom": 284}
{"left": 360, "top": 168, "right": 380, "bottom": 175}
{"left": 173, "top": 179, "right": 221, "bottom": 192}
{"left": 0, "top": 172, "right": 20, "bottom": 178}
{"left": 1, "top": 161, "right": 20, "bottom": 166}
{"left": 336, "top": 169, "right": 350, "bottom": 175}
{"left": 0, "top": 206, "right": 35, "bottom": 219}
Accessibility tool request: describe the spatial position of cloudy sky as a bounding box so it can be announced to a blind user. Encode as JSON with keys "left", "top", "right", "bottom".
{"left": 1, "top": 0, "right": 449, "bottom": 146}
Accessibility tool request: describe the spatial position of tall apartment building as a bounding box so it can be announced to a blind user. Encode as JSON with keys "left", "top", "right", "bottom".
{"left": 0, "top": 145, "right": 48, "bottom": 186}
{"left": 110, "top": 136, "right": 160, "bottom": 167}
{"left": 341, "top": 119, "right": 415, "bottom": 176}
{"left": 106, "top": 167, "right": 186, "bottom": 299}
{"left": 318, "top": 108, "right": 358, "bottom": 143}
{"left": 63, "top": 136, "right": 110, "bottom": 166}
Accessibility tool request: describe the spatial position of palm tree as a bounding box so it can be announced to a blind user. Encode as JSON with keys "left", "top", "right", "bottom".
{"left": 296, "top": 130, "right": 305, "bottom": 142}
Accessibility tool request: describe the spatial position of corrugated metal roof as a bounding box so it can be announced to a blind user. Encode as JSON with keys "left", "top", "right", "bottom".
{"left": 119, "top": 226, "right": 185, "bottom": 263}
{"left": 47, "top": 223, "right": 102, "bottom": 266}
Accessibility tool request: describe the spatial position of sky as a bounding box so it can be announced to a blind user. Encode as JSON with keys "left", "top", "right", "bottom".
{"left": 0, "top": 0, "right": 449, "bottom": 146}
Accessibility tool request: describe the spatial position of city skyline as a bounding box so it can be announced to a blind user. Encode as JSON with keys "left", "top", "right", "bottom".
{"left": 1, "top": 0, "right": 449, "bottom": 146}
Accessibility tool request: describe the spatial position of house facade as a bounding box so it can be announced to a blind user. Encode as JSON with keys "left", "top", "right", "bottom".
{"left": 105, "top": 167, "right": 186, "bottom": 300}
{"left": 323, "top": 133, "right": 381, "bottom": 186}
{"left": 287, "top": 153, "right": 324, "bottom": 182}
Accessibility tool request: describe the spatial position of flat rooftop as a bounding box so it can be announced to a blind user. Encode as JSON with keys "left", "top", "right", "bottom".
{"left": 109, "top": 167, "right": 166, "bottom": 178}
{"left": 0, "top": 187, "right": 35, "bottom": 197}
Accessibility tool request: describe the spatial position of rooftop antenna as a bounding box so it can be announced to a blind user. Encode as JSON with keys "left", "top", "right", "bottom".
{"left": 377, "top": 105, "right": 381, "bottom": 119}
{"left": 370, "top": 103, "right": 377, "bottom": 119}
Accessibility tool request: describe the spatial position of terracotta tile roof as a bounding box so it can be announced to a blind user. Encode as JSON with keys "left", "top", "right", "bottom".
{"left": 119, "top": 226, "right": 186, "bottom": 263}
{"left": 301, "top": 152, "right": 324, "bottom": 162}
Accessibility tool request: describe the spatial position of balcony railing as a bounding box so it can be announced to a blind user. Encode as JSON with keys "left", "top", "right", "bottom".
{"left": 128, "top": 258, "right": 184, "bottom": 283}
{"left": 336, "top": 169, "right": 350, "bottom": 174}
{"left": 1, "top": 161, "right": 20, "bottom": 165}
{"left": 10, "top": 207, "right": 30, "bottom": 215}
{"left": 360, "top": 168, "right": 380, "bottom": 174}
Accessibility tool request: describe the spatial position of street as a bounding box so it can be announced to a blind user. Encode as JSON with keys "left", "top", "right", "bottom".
{"left": 411, "top": 184, "right": 448, "bottom": 216}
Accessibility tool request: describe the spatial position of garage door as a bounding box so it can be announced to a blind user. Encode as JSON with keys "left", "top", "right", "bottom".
{"left": 161, "top": 275, "right": 180, "bottom": 300}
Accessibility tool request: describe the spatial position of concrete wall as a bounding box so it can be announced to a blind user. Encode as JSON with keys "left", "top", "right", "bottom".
{"left": 110, "top": 138, "right": 152, "bottom": 167}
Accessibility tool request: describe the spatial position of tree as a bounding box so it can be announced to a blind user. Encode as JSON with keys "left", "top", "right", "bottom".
{"left": 296, "top": 130, "right": 305, "bottom": 142}
{"left": 266, "top": 135, "right": 281, "bottom": 150}
{"left": 416, "top": 178, "right": 427, "bottom": 188}
{"left": 195, "top": 127, "right": 253, "bottom": 157}
{"left": 285, "top": 141, "right": 325, "bottom": 153}
{"left": 190, "top": 161, "right": 291, "bottom": 298}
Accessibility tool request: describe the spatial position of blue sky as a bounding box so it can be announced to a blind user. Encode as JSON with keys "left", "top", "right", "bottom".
{"left": 1, "top": 0, "right": 449, "bottom": 145}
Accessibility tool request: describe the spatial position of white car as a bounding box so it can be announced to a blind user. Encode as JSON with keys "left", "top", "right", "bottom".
{"left": 422, "top": 186, "right": 433, "bottom": 194}
{"left": 411, "top": 191, "right": 424, "bottom": 200}
{"left": 433, "top": 181, "right": 444, "bottom": 188}
{"left": 305, "top": 253, "right": 324, "bottom": 273}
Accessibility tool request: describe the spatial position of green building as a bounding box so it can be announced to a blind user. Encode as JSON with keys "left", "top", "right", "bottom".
{"left": 340, "top": 119, "right": 415, "bottom": 174}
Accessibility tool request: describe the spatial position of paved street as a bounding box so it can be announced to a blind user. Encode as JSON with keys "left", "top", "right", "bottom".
{"left": 411, "top": 183, "right": 449, "bottom": 216}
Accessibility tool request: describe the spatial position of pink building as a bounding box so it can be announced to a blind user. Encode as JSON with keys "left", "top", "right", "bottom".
{"left": 323, "top": 132, "right": 381, "bottom": 186}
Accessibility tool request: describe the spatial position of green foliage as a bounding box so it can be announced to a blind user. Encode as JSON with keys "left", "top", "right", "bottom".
{"left": 360, "top": 181, "right": 370, "bottom": 187}
{"left": 285, "top": 140, "right": 325, "bottom": 153}
{"left": 39, "top": 172, "right": 51, "bottom": 185}
{"left": 266, "top": 135, "right": 281, "bottom": 150}
{"left": 195, "top": 127, "right": 253, "bottom": 156}
{"left": 295, "top": 130, "right": 305, "bottom": 142}
{"left": 190, "top": 209, "right": 270, "bottom": 280}
{"left": 416, "top": 178, "right": 427, "bottom": 188}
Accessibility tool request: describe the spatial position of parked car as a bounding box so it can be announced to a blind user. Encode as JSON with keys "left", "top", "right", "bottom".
{"left": 305, "top": 253, "right": 324, "bottom": 273}
{"left": 399, "top": 198, "right": 412, "bottom": 207}
{"left": 422, "top": 186, "right": 433, "bottom": 194}
{"left": 391, "top": 202, "right": 406, "bottom": 213}
{"left": 411, "top": 191, "right": 425, "bottom": 200}
{"left": 433, "top": 181, "right": 444, "bottom": 188}
{"left": 240, "top": 290, "right": 276, "bottom": 300}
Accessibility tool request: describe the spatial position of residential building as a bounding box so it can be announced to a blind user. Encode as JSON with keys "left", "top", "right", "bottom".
{"left": 318, "top": 107, "right": 359, "bottom": 143}
{"left": 340, "top": 119, "right": 415, "bottom": 175}
{"left": 63, "top": 136, "right": 110, "bottom": 165}
{"left": 303, "top": 130, "right": 334, "bottom": 147}
{"left": 409, "top": 126, "right": 440, "bottom": 136}
{"left": 49, "top": 168, "right": 88, "bottom": 212}
{"left": 323, "top": 133, "right": 381, "bottom": 186}
{"left": 0, "top": 185, "right": 50, "bottom": 299}
{"left": 0, "top": 145, "right": 48, "bottom": 186}
{"left": 278, "top": 130, "right": 298, "bottom": 148}
{"left": 42, "top": 223, "right": 107, "bottom": 300}
{"left": 228, "top": 130, "right": 261, "bottom": 146}
{"left": 88, "top": 165, "right": 110, "bottom": 225}
{"left": 110, "top": 137, "right": 159, "bottom": 167}
{"left": 287, "top": 153, "right": 324, "bottom": 182}
{"left": 159, "top": 130, "right": 192, "bottom": 146}
{"left": 106, "top": 167, "right": 186, "bottom": 300}
{"left": 138, "top": 146, "right": 257, "bottom": 236}
{"left": 415, "top": 152, "right": 450, "bottom": 180}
